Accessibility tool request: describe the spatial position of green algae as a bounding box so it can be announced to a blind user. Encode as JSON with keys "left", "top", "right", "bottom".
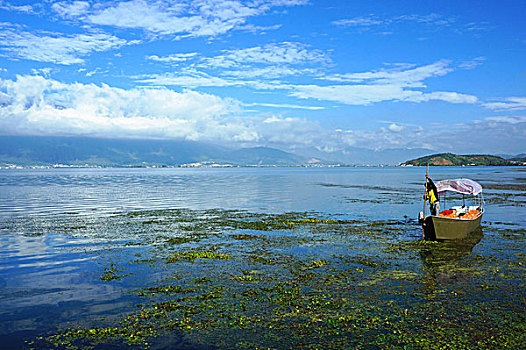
{"left": 166, "top": 249, "right": 231, "bottom": 263}
{"left": 24, "top": 209, "right": 526, "bottom": 350}
{"left": 99, "top": 264, "right": 133, "bottom": 281}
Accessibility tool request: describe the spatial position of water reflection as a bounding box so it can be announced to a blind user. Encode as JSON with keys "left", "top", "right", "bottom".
{"left": 0, "top": 231, "right": 139, "bottom": 345}
{"left": 419, "top": 228, "right": 483, "bottom": 283}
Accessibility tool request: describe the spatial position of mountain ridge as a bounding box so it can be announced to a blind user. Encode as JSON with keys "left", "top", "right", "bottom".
{"left": 4, "top": 136, "right": 519, "bottom": 167}
{"left": 0, "top": 136, "right": 312, "bottom": 167}
{"left": 0, "top": 136, "right": 436, "bottom": 167}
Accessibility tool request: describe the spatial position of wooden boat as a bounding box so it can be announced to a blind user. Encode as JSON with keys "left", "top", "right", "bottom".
{"left": 420, "top": 178, "right": 484, "bottom": 240}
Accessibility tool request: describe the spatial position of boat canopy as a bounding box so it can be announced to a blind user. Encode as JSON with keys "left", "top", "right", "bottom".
{"left": 435, "top": 178, "right": 483, "bottom": 196}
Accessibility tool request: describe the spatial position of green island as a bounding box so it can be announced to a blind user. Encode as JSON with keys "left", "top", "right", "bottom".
{"left": 401, "top": 153, "right": 526, "bottom": 166}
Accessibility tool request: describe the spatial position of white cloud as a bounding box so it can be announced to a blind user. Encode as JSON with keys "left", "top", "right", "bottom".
{"left": 0, "top": 74, "right": 336, "bottom": 150}
{"left": 395, "top": 13, "right": 454, "bottom": 26}
{"left": 324, "top": 60, "right": 452, "bottom": 87}
{"left": 463, "top": 21, "right": 494, "bottom": 33}
{"left": 322, "top": 118, "right": 525, "bottom": 154}
{"left": 334, "top": 14, "right": 452, "bottom": 28}
{"left": 54, "top": 0, "right": 307, "bottom": 38}
{"left": 332, "top": 17, "right": 383, "bottom": 27}
{"left": 0, "top": 2, "right": 35, "bottom": 13}
{"left": 332, "top": 13, "right": 491, "bottom": 35}
{"left": 388, "top": 123, "right": 404, "bottom": 132}
{"left": 406, "top": 91, "right": 478, "bottom": 104}
{"left": 30, "top": 68, "right": 53, "bottom": 77}
{"left": 254, "top": 115, "right": 334, "bottom": 149}
{"left": 290, "top": 84, "right": 477, "bottom": 106}
{"left": 0, "top": 28, "right": 127, "bottom": 65}
{"left": 224, "top": 66, "right": 312, "bottom": 79}
{"left": 147, "top": 53, "right": 198, "bottom": 63}
{"left": 291, "top": 61, "right": 478, "bottom": 106}
{"left": 262, "top": 0, "right": 309, "bottom": 6}
{"left": 459, "top": 56, "right": 486, "bottom": 70}
{"left": 195, "top": 0, "right": 258, "bottom": 22}
{"left": 136, "top": 71, "right": 237, "bottom": 88}
{"left": 484, "top": 115, "right": 526, "bottom": 124}
{"left": 85, "top": 68, "right": 107, "bottom": 77}
{"left": 51, "top": 1, "right": 90, "bottom": 18}
{"left": 138, "top": 42, "right": 327, "bottom": 88}
{"left": 236, "top": 23, "right": 282, "bottom": 33}
{"left": 483, "top": 97, "right": 526, "bottom": 111}
{"left": 0, "top": 75, "right": 523, "bottom": 155}
{"left": 418, "top": 119, "right": 526, "bottom": 154}
{"left": 136, "top": 70, "right": 291, "bottom": 91}
{"left": 86, "top": 1, "right": 206, "bottom": 36}
{"left": 246, "top": 102, "right": 325, "bottom": 110}
{"left": 138, "top": 59, "right": 477, "bottom": 107}
{"left": 0, "top": 75, "right": 246, "bottom": 141}
{"left": 290, "top": 84, "right": 414, "bottom": 105}
{"left": 204, "top": 42, "right": 329, "bottom": 68}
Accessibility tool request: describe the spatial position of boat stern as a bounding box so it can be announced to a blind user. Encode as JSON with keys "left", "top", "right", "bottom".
{"left": 423, "top": 212, "right": 483, "bottom": 240}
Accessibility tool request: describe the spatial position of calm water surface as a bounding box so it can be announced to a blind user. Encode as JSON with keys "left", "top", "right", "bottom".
{"left": 1, "top": 166, "right": 523, "bottom": 220}
{"left": 0, "top": 167, "right": 524, "bottom": 349}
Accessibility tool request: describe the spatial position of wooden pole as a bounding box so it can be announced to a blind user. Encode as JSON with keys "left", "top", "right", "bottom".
{"left": 422, "top": 163, "right": 429, "bottom": 240}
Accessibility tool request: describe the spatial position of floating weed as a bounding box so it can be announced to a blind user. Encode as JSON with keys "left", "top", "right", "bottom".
{"left": 30, "top": 209, "right": 526, "bottom": 350}
{"left": 231, "top": 269, "right": 265, "bottom": 283}
{"left": 357, "top": 270, "right": 420, "bottom": 287}
{"left": 130, "top": 257, "right": 157, "bottom": 265}
{"left": 334, "top": 255, "right": 387, "bottom": 268}
{"left": 137, "top": 285, "right": 196, "bottom": 297}
{"left": 297, "top": 259, "right": 328, "bottom": 270}
{"left": 166, "top": 249, "right": 230, "bottom": 263}
{"left": 230, "top": 233, "right": 262, "bottom": 240}
{"left": 165, "top": 236, "right": 193, "bottom": 245}
{"left": 100, "top": 264, "right": 132, "bottom": 281}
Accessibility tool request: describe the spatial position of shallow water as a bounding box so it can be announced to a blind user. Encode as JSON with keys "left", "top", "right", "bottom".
{"left": 0, "top": 167, "right": 524, "bottom": 349}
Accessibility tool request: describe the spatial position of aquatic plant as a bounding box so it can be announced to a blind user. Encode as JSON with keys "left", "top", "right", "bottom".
{"left": 20, "top": 208, "right": 526, "bottom": 349}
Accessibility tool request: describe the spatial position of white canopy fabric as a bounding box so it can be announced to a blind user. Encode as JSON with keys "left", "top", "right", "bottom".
{"left": 435, "top": 178, "right": 483, "bottom": 196}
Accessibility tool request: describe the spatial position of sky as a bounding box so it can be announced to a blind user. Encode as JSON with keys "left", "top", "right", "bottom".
{"left": 0, "top": 0, "right": 525, "bottom": 155}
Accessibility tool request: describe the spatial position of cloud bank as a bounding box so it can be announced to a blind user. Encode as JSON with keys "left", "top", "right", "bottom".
{"left": 0, "top": 75, "right": 243, "bottom": 140}
{"left": 1, "top": 75, "right": 523, "bottom": 154}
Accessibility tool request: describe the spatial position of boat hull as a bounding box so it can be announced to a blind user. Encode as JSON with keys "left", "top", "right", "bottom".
{"left": 423, "top": 210, "right": 483, "bottom": 240}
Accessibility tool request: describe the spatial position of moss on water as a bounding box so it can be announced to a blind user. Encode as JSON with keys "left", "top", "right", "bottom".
{"left": 21, "top": 208, "right": 526, "bottom": 350}
{"left": 99, "top": 264, "right": 132, "bottom": 281}
{"left": 166, "top": 249, "right": 231, "bottom": 263}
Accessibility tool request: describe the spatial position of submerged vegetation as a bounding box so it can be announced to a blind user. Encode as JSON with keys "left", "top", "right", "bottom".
{"left": 16, "top": 207, "right": 524, "bottom": 350}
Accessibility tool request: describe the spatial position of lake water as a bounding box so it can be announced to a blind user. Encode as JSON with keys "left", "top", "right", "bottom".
{"left": 1, "top": 166, "right": 524, "bottom": 220}
{"left": 0, "top": 167, "right": 524, "bottom": 349}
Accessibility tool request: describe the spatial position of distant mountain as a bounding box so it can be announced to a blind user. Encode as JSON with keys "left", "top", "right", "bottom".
{"left": 510, "top": 154, "right": 526, "bottom": 162}
{"left": 401, "top": 153, "right": 516, "bottom": 166}
{"left": 229, "top": 147, "right": 307, "bottom": 166}
{"left": 5, "top": 136, "right": 516, "bottom": 167}
{"left": 0, "top": 136, "right": 310, "bottom": 167}
{"left": 496, "top": 154, "right": 514, "bottom": 159}
{"left": 295, "top": 146, "right": 434, "bottom": 165}
{"left": 498, "top": 153, "right": 526, "bottom": 160}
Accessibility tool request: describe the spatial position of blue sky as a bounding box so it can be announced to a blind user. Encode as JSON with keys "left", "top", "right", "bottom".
{"left": 0, "top": 0, "right": 525, "bottom": 155}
